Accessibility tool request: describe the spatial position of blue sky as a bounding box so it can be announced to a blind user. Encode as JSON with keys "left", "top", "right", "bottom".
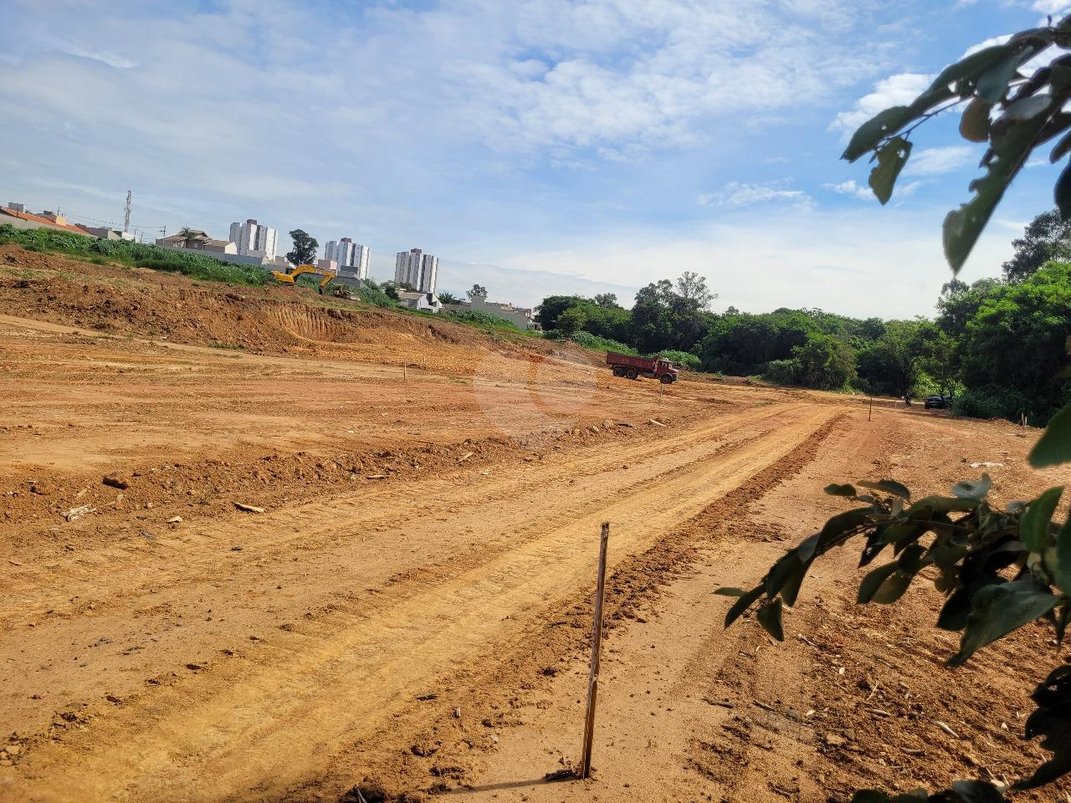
{"left": 2, "top": 0, "right": 1069, "bottom": 317}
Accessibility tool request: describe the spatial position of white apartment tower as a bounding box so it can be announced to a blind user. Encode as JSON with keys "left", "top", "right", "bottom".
{"left": 228, "top": 218, "right": 278, "bottom": 261}
{"left": 394, "top": 248, "right": 438, "bottom": 294}
{"left": 325, "top": 237, "right": 370, "bottom": 280}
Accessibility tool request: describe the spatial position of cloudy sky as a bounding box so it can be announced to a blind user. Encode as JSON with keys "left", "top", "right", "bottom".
{"left": 3, "top": 0, "right": 1069, "bottom": 316}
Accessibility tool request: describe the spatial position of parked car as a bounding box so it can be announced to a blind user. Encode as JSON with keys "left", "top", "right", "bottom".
{"left": 924, "top": 394, "right": 951, "bottom": 409}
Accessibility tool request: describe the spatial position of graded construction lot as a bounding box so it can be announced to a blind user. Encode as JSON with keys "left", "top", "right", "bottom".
{"left": 0, "top": 247, "right": 1067, "bottom": 802}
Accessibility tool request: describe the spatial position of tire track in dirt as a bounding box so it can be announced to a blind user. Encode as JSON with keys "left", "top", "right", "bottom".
{"left": 5, "top": 406, "right": 838, "bottom": 802}
{"left": 0, "top": 403, "right": 806, "bottom": 629}
{"left": 330, "top": 412, "right": 849, "bottom": 802}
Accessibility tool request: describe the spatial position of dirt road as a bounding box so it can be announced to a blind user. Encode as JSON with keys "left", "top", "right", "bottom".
{"left": 0, "top": 251, "right": 1067, "bottom": 802}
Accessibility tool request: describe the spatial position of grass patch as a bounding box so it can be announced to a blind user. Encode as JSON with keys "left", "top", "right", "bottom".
{"left": 0, "top": 224, "right": 268, "bottom": 287}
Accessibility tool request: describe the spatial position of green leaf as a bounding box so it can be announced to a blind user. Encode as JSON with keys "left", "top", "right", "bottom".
{"left": 779, "top": 557, "right": 813, "bottom": 607}
{"left": 723, "top": 584, "right": 763, "bottom": 628}
{"left": 1050, "top": 128, "right": 1071, "bottom": 163}
{"left": 1056, "top": 159, "right": 1071, "bottom": 219}
{"left": 1056, "top": 514, "right": 1071, "bottom": 594}
{"left": 1029, "top": 402, "right": 1071, "bottom": 467}
{"left": 949, "top": 579, "right": 1058, "bottom": 666}
{"left": 796, "top": 532, "right": 821, "bottom": 562}
{"left": 936, "top": 42, "right": 1020, "bottom": 97}
{"left": 944, "top": 95, "right": 1057, "bottom": 272}
{"left": 842, "top": 106, "right": 916, "bottom": 162}
{"left": 952, "top": 473, "right": 991, "bottom": 500}
{"left": 937, "top": 574, "right": 1003, "bottom": 631}
{"left": 1020, "top": 486, "right": 1063, "bottom": 552}
{"left": 896, "top": 543, "right": 925, "bottom": 573}
{"left": 765, "top": 552, "right": 804, "bottom": 599}
{"left": 757, "top": 598, "right": 785, "bottom": 641}
{"left": 817, "top": 508, "right": 874, "bottom": 539}
{"left": 825, "top": 483, "right": 857, "bottom": 497}
{"left": 959, "top": 97, "right": 992, "bottom": 142}
{"left": 878, "top": 521, "right": 928, "bottom": 546}
{"left": 869, "top": 137, "right": 913, "bottom": 205}
{"left": 908, "top": 496, "right": 979, "bottom": 516}
{"left": 858, "top": 561, "right": 900, "bottom": 604}
{"left": 975, "top": 51, "right": 1026, "bottom": 103}
{"left": 858, "top": 479, "right": 911, "bottom": 500}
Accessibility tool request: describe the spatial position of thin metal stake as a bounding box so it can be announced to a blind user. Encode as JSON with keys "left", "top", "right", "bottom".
{"left": 581, "top": 522, "right": 610, "bottom": 779}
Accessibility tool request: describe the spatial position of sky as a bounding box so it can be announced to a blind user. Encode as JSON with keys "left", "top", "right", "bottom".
{"left": 3, "top": 0, "right": 1070, "bottom": 318}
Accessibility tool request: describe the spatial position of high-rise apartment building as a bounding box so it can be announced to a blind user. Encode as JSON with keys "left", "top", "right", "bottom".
{"left": 394, "top": 248, "right": 438, "bottom": 294}
{"left": 325, "top": 237, "right": 370, "bottom": 280}
{"left": 228, "top": 218, "right": 277, "bottom": 261}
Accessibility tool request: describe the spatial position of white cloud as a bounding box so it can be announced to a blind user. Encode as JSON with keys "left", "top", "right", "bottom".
{"left": 830, "top": 73, "right": 933, "bottom": 137}
{"left": 715, "top": 181, "right": 811, "bottom": 209}
{"left": 61, "top": 45, "right": 138, "bottom": 69}
{"left": 825, "top": 178, "right": 923, "bottom": 202}
{"left": 825, "top": 180, "right": 875, "bottom": 201}
{"left": 499, "top": 207, "right": 1013, "bottom": 317}
{"left": 904, "top": 145, "right": 977, "bottom": 176}
{"left": 1033, "top": 1, "right": 1071, "bottom": 16}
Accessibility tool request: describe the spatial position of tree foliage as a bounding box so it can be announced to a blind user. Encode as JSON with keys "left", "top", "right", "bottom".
{"left": 721, "top": 471, "right": 1071, "bottom": 798}
{"left": 676, "top": 271, "right": 717, "bottom": 309}
{"left": 726, "top": 13, "right": 1071, "bottom": 799}
{"left": 841, "top": 15, "right": 1071, "bottom": 274}
{"left": 286, "top": 228, "right": 318, "bottom": 267}
{"left": 1003, "top": 209, "right": 1071, "bottom": 282}
{"left": 958, "top": 261, "right": 1071, "bottom": 422}
{"left": 467, "top": 284, "right": 488, "bottom": 300}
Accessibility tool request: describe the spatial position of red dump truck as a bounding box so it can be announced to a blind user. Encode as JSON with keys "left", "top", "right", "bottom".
{"left": 606, "top": 352, "right": 679, "bottom": 383}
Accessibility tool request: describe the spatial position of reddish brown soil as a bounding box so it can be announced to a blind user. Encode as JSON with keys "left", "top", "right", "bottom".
{"left": 0, "top": 246, "right": 1066, "bottom": 802}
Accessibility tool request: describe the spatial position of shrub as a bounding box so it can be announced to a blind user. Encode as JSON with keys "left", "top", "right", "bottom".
{"left": 952, "top": 386, "right": 1032, "bottom": 421}
{"left": 355, "top": 284, "right": 397, "bottom": 308}
{"left": 763, "top": 358, "right": 799, "bottom": 386}
{"left": 569, "top": 330, "right": 636, "bottom": 354}
{"left": 442, "top": 309, "right": 520, "bottom": 331}
{"left": 0, "top": 224, "right": 267, "bottom": 286}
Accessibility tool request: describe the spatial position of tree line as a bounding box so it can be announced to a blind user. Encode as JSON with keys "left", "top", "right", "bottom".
{"left": 536, "top": 212, "right": 1071, "bottom": 425}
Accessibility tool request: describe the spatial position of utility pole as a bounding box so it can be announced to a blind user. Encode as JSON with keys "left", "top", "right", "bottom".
{"left": 123, "top": 190, "right": 132, "bottom": 235}
{"left": 159, "top": 225, "right": 167, "bottom": 239}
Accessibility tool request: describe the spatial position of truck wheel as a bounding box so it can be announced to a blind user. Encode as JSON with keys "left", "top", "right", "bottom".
{"left": 626, "top": 368, "right": 638, "bottom": 380}
{"left": 659, "top": 374, "right": 673, "bottom": 384}
{"left": 612, "top": 366, "right": 626, "bottom": 377}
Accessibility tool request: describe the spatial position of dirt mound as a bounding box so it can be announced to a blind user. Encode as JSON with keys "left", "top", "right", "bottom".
{"left": 0, "top": 245, "right": 552, "bottom": 373}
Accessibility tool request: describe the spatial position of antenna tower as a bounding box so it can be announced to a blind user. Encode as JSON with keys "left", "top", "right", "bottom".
{"left": 123, "top": 190, "right": 132, "bottom": 234}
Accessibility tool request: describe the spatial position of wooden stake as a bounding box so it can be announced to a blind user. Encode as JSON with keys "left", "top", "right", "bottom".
{"left": 403, "top": 362, "right": 407, "bottom": 382}
{"left": 581, "top": 522, "right": 610, "bottom": 779}
{"left": 868, "top": 395, "right": 873, "bottom": 422}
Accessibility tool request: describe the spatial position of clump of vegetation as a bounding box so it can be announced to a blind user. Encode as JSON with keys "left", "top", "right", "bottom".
{"left": 567, "top": 330, "right": 636, "bottom": 354}
{"left": 656, "top": 349, "right": 701, "bottom": 370}
{"left": 442, "top": 308, "right": 521, "bottom": 332}
{"left": 354, "top": 281, "right": 397, "bottom": 309}
{"left": 726, "top": 13, "right": 1071, "bottom": 800}
{"left": 0, "top": 225, "right": 268, "bottom": 286}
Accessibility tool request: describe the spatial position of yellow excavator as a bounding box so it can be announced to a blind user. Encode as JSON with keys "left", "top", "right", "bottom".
{"left": 271, "top": 264, "right": 336, "bottom": 295}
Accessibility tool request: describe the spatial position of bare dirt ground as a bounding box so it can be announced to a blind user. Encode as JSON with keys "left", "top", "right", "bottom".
{"left": 0, "top": 247, "right": 1068, "bottom": 802}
